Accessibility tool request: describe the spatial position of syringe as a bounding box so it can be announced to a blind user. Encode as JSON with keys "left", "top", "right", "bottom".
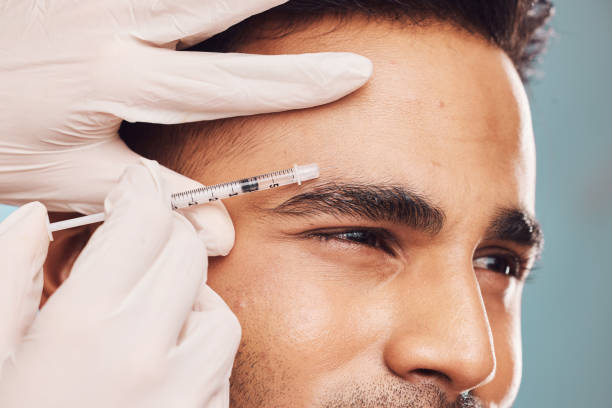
{"left": 48, "top": 163, "right": 320, "bottom": 233}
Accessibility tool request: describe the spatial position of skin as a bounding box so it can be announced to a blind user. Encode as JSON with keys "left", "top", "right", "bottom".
{"left": 46, "top": 16, "right": 539, "bottom": 408}
{"left": 178, "top": 18, "right": 538, "bottom": 407}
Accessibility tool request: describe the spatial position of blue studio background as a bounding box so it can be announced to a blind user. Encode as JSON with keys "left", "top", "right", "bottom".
{"left": 516, "top": 0, "right": 612, "bottom": 406}
{"left": 1, "top": 1, "right": 610, "bottom": 406}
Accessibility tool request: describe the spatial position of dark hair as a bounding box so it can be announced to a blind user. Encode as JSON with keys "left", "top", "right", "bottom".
{"left": 188, "top": 0, "right": 554, "bottom": 82}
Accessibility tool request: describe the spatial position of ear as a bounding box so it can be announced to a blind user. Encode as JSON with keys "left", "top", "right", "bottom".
{"left": 42, "top": 213, "right": 100, "bottom": 307}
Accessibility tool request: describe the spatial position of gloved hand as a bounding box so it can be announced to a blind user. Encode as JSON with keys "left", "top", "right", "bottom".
{"left": 0, "top": 0, "right": 372, "bottom": 214}
{"left": 0, "top": 160, "right": 241, "bottom": 408}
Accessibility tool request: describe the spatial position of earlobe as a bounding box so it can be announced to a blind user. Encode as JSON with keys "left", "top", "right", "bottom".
{"left": 42, "top": 213, "right": 99, "bottom": 306}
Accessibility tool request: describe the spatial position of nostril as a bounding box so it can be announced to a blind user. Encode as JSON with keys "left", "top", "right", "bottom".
{"left": 409, "top": 368, "right": 452, "bottom": 384}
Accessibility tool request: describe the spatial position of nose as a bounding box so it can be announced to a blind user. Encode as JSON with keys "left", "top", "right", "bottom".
{"left": 383, "top": 252, "right": 496, "bottom": 395}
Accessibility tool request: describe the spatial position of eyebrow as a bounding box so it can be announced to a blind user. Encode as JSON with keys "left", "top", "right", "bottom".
{"left": 270, "top": 182, "right": 445, "bottom": 234}
{"left": 486, "top": 208, "right": 544, "bottom": 258}
{"left": 267, "top": 182, "right": 543, "bottom": 255}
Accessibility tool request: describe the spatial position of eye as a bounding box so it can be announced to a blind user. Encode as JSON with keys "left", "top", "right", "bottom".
{"left": 473, "top": 253, "right": 526, "bottom": 279}
{"left": 308, "top": 228, "right": 397, "bottom": 256}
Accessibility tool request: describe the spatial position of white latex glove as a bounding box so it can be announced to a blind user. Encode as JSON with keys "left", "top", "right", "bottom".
{"left": 0, "top": 160, "right": 241, "bottom": 408}
{"left": 0, "top": 0, "right": 372, "bottom": 214}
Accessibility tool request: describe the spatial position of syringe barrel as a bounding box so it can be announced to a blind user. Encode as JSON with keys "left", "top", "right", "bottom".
{"left": 170, "top": 163, "right": 319, "bottom": 209}
{"left": 48, "top": 163, "right": 320, "bottom": 234}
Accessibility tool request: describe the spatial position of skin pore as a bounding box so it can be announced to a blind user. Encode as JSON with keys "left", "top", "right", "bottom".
{"left": 47, "top": 15, "right": 541, "bottom": 408}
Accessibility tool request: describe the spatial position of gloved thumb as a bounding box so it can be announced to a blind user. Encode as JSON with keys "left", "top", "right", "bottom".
{"left": 0, "top": 202, "right": 50, "bottom": 366}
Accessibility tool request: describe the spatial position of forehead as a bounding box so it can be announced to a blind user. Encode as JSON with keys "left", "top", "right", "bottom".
{"left": 205, "top": 18, "right": 536, "bottom": 219}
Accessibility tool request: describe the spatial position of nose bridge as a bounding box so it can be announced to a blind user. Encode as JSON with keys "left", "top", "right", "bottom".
{"left": 383, "top": 249, "right": 496, "bottom": 394}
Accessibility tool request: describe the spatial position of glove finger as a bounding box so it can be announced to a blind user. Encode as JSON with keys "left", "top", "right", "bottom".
{"left": 123, "top": 210, "right": 206, "bottom": 351}
{"left": 130, "top": 0, "right": 288, "bottom": 49}
{"left": 105, "top": 153, "right": 236, "bottom": 257}
{"left": 160, "top": 166, "right": 235, "bottom": 257}
{"left": 113, "top": 49, "right": 372, "bottom": 124}
{"left": 6, "top": 138, "right": 219, "bottom": 217}
{"left": 177, "top": 206, "right": 235, "bottom": 258}
{"left": 60, "top": 160, "right": 176, "bottom": 304}
{"left": 0, "top": 139, "right": 142, "bottom": 214}
{"left": 0, "top": 202, "right": 49, "bottom": 362}
{"left": 66, "top": 137, "right": 236, "bottom": 255}
{"left": 4, "top": 135, "right": 236, "bottom": 256}
{"left": 42, "top": 160, "right": 210, "bottom": 353}
{"left": 176, "top": 205, "right": 235, "bottom": 258}
{"left": 172, "top": 285, "right": 241, "bottom": 385}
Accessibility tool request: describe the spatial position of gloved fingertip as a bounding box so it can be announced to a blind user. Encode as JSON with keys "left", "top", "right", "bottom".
{"left": 0, "top": 201, "right": 49, "bottom": 241}
{"left": 193, "top": 285, "right": 236, "bottom": 317}
{"left": 195, "top": 285, "right": 242, "bottom": 349}
{"left": 104, "top": 159, "right": 165, "bottom": 216}
{"left": 178, "top": 202, "right": 235, "bottom": 257}
{"left": 137, "top": 157, "right": 164, "bottom": 193}
{"left": 193, "top": 284, "right": 220, "bottom": 311}
{"left": 159, "top": 165, "right": 235, "bottom": 256}
{"left": 0, "top": 202, "right": 50, "bottom": 292}
{"left": 340, "top": 52, "right": 373, "bottom": 81}
{"left": 315, "top": 52, "right": 373, "bottom": 86}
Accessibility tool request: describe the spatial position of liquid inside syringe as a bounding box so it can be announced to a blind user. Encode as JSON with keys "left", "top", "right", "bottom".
{"left": 48, "top": 163, "right": 319, "bottom": 233}
{"left": 171, "top": 163, "right": 319, "bottom": 209}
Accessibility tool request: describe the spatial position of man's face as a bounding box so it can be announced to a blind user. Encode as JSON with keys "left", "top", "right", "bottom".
{"left": 180, "top": 18, "right": 539, "bottom": 407}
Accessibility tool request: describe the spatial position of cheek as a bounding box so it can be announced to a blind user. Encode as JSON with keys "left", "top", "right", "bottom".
{"left": 208, "top": 243, "right": 335, "bottom": 335}
{"left": 206, "top": 241, "right": 341, "bottom": 366}
{"left": 206, "top": 236, "right": 391, "bottom": 379}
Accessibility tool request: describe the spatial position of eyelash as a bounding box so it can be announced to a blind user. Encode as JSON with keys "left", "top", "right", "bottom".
{"left": 308, "top": 228, "right": 532, "bottom": 280}
{"left": 308, "top": 228, "right": 397, "bottom": 256}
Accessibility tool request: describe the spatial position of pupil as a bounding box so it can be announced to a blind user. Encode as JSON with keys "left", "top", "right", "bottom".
{"left": 489, "top": 256, "right": 511, "bottom": 275}
{"left": 344, "top": 231, "right": 376, "bottom": 246}
{"left": 474, "top": 255, "right": 515, "bottom": 276}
